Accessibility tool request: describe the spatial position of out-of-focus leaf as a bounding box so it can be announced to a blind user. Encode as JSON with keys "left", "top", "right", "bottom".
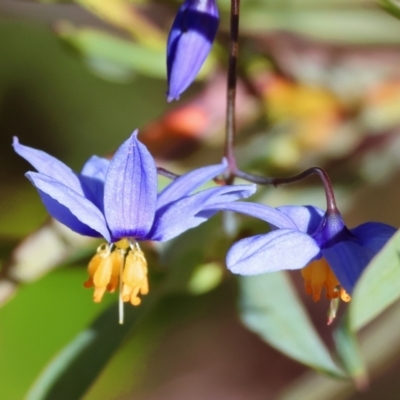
{"left": 240, "top": 10, "right": 400, "bottom": 44}
{"left": 161, "top": 216, "right": 232, "bottom": 295}
{"left": 187, "top": 262, "right": 224, "bottom": 295}
{"left": 333, "top": 315, "right": 368, "bottom": 388}
{"left": 56, "top": 24, "right": 166, "bottom": 79}
{"left": 74, "top": 0, "right": 164, "bottom": 47}
{"left": 378, "top": 0, "right": 400, "bottom": 19}
{"left": 279, "top": 296, "right": 400, "bottom": 400}
{"left": 26, "top": 299, "right": 149, "bottom": 400}
{"left": 0, "top": 220, "right": 96, "bottom": 306}
{"left": 239, "top": 272, "right": 345, "bottom": 377}
{"left": 349, "top": 228, "right": 400, "bottom": 330}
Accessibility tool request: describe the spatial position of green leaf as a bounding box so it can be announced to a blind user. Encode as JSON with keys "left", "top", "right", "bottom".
{"left": 56, "top": 24, "right": 166, "bottom": 79}
{"left": 349, "top": 228, "right": 400, "bottom": 330}
{"left": 239, "top": 272, "right": 345, "bottom": 377}
{"left": 187, "top": 262, "right": 224, "bottom": 295}
{"left": 26, "top": 300, "right": 149, "bottom": 400}
{"left": 161, "top": 216, "right": 231, "bottom": 295}
{"left": 378, "top": 0, "right": 400, "bottom": 20}
{"left": 333, "top": 315, "right": 368, "bottom": 388}
{"left": 240, "top": 9, "right": 400, "bottom": 44}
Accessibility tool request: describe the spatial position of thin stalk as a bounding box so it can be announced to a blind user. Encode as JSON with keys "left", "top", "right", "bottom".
{"left": 224, "top": 0, "right": 240, "bottom": 183}
{"left": 234, "top": 167, "right": 338, "bottom": 213}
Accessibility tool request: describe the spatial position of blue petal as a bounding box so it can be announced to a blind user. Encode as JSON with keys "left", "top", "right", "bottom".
{"left": 13, "top": 137, "right": 83, "bottom": 194}
{"left": 322, "top": 241, "right": 372, "bottom": 294}
{"left": 79, "top": 156, "right": 110, "bottom": 211}
{"left": 201, "top": 201, "right": 298, "bottom": 229}
{"left": 167, "top": 0, "right": 219, "bottom": 101}
{"left": 351, "top": 222, "right": 396, "bottom": 253}
{"left": 81, "top": 155, "right": 110, "bottom": 181}
{"left": 149, "top": 184, "right": 255, "bottom": 241}
{"left": 103, "top": 131, "right": 157, "bottom": 240}
{"left": 156, "top": 160, "right": 227, "bottom": 209}
{"left": 277, "top": 205, "right": 324, "bottom": 233}
{"left": 226, "top": 229, "right": 321, "bottom": 275}
{"left": 27, "top": 172, "right": 110, "bottom": 240}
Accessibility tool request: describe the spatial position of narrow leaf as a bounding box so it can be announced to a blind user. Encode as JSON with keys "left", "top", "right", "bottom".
{"left": 239, "top": 272, "right": 345, "bottom": 377}
{"left": 26, "top": 302, "right": 145, "bottom": 400}
{"left": 333, "top": 315, "right": 368, "bottom": 389}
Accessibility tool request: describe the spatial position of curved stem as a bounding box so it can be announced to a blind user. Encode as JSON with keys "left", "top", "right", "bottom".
{"left": 234, "top": 167, "right": 338, "bottom": 213}
{"left": 224, "top": 0, "right": 240, "bottom": 183}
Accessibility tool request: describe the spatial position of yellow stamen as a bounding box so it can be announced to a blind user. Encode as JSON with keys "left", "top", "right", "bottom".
{"left": 93, "top": 255, "right": 113, "bottom": 303}
{"left": 122, "top": 248, "right": 149, "bottom": 306}
{"left": 107, "top": 250, "right": 124, "bottom": 293}
{"left": 84, "top": 240, "right": 149, "bottom": 311}
{"left": 301, "top": 258, "right": 340, "bottom": 302}
{"left": 340, "top": 287, "right": 351, "bottom": 302}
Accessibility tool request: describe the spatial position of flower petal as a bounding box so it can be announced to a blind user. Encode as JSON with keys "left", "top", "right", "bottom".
{"left": 322, "top": 242, "right": 372, "bottom": 294}
{"left": 351, "top": 222, "right": 396, "bottom": 253}
{"left": 202, "top": 201, "right": 298, "bottom": 229}
{"left": 226, "top": 229, "right": 321, "bottom": 275}
{"left": 156, "top": 160, "right": 227, "bottom": 209}
{"left": 13, "top": 137, "right": 83, "bottom": 194}
{"left": 149, "top": 184, "right": 255, "bottom": 241}
{"left": 27, "top": 172, "right": 110, "bottom": 240}
{"left": 81, "top": 155, "right": 110, "bottom": 181}
{"left": 104, "top": 131, "right": 157, "bottom": 240}
{"left": 277, "top": 205, "right": 324, "bottom": 234}
{"left": 79, "top": 156, "right": 110, "bottom": 211}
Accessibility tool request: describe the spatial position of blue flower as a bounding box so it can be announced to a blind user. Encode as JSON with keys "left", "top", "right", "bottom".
{"left": 13, "top": 131, "right": 255, "bottom": 307}
{"left": 167, "top": 0, "right": 219, "bottom": 102}
{"left": 204, "top": 202, "right": 396, "bottom": 301}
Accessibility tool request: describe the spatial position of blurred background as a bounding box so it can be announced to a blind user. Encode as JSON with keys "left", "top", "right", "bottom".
{"left": 2, "top": 0, "right": 400, "bottom": 399}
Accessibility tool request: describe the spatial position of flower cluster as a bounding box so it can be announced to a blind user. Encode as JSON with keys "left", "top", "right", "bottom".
{"left": 12, "top": 0, "right": 398, "bottom": 321}
{"left": 14, "top": 132, "right": 396, "bottom": 311}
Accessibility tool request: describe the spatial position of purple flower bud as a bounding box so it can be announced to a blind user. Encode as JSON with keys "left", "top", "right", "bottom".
{"left": 166, "top": 0, "right": 219, "bottom": 102}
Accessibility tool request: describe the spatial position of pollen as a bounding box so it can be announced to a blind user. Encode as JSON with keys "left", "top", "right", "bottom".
{"left": 301, "top": 258, "right": 341, "bottom": 302}
{"left": 84, "top": 239, "right": 149, "bottom": 310}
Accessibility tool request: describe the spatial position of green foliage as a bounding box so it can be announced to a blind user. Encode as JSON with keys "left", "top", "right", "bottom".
{"left": 349, "top": 229, "right": 400, "bottom": 330}
{"left": 239, "top": 272, "right": 345, "bottom": 377}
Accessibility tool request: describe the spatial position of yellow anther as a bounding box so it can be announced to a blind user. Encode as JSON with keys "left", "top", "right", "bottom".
{"left": 84, "top": 240, "right": 149, "bottom": 312}
{"left": 93, "top": 255, "right": 113, "bottom": 302}
{"left": 84, "top": 253, "right": 101, "bottom": 288}
{"left": 122, "top": 248, "right": 149, "bottom": 306}
{"left": 301, "top": 258, "right": 339, "bottom": 302}
{"left": 107, "top": 250, "right": 124, "bottom": 293}
{"left": 340, "top": 288, "right": 351, "bottom": 302}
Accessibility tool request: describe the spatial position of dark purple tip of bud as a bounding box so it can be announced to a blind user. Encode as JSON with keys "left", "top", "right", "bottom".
{"left": 166, "top": 0, "right": 219, "bottom": 102}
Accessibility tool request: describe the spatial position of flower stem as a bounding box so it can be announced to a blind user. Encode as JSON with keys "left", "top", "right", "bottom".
{"left": 157, "top": 167, "right": 179, "bottom": 180}
{"left": 234, "top": 167, "right": 338, "bottom": 213}
{"left": 224, "top": 0, "right": 240, "bottom": 183}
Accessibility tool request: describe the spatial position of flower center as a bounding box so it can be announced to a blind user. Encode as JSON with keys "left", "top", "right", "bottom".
{"left": 301, "top": 258, "right": 350, "bottom": 302}
{"left": 84, "top": 238, "right": 149, "bottom": 312}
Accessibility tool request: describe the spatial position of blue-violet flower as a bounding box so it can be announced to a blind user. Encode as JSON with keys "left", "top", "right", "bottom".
{"left": 167, "top": 0, "right": 219, "bottom": 102}
{"left": 13, "top": 131, "right": 255, "bottom": 309}
{"left": 204, "top": 202, "right": 396, "bottom": 301}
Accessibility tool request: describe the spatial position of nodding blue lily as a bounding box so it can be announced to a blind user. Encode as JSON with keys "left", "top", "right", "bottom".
{"left": 13, "top": 131, "right": 255, "bottom": 312}
{"left": 203, "top": 202, "right": 396, "bottom": 302}
{"left": 167, "top": 0, "right": 219, "bottom": 102}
